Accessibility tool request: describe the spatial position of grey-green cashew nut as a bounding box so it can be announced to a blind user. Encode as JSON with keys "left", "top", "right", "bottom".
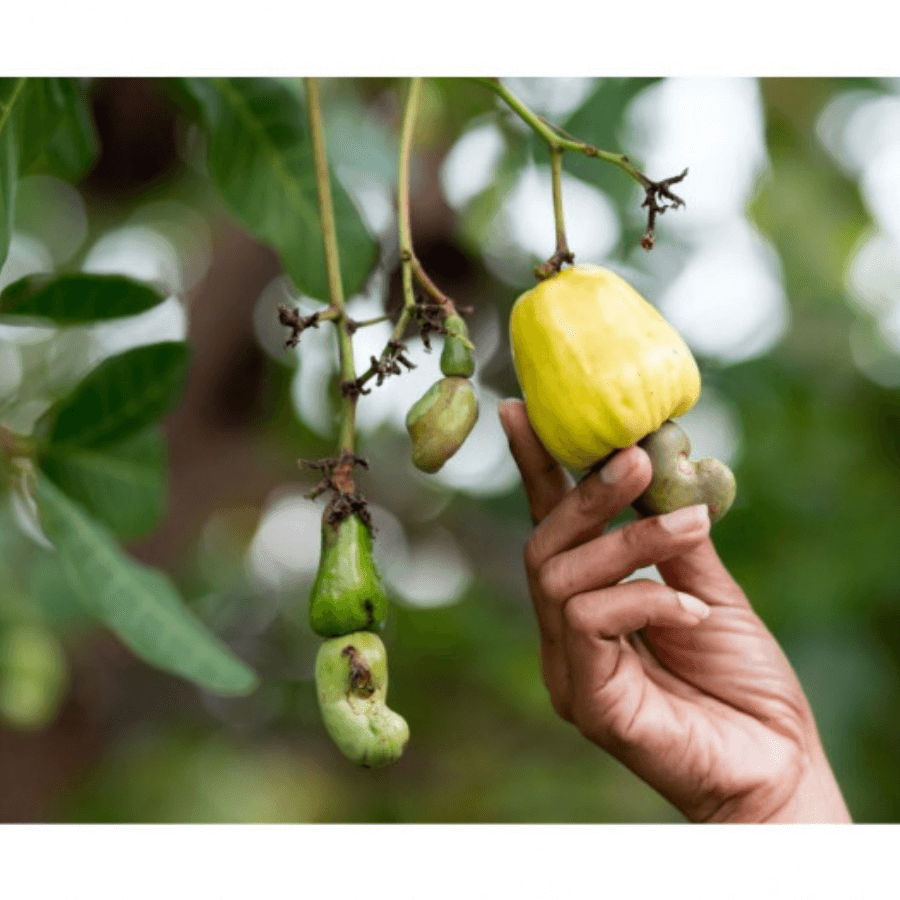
{"left": 315, "top": 631, "right": 409, "bottom": 768}
{"left": 632, "top": 419, "right": 737, "bottom": 525}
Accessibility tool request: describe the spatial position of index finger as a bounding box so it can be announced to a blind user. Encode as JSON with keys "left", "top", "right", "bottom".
{"left": 524, "top": 444, "right": 652, "bottom": 572}
{"left": 499, "top": 399, "right": 572, "bottom": 524}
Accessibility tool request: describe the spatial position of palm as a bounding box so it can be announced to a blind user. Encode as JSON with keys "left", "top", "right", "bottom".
{"left": 594, "top": 552, "right": 814, "bottom": 821}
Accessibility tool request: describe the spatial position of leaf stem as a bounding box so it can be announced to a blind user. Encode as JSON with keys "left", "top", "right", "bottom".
{"left": 305, "top": 78, "right": 357, "bottom": 456}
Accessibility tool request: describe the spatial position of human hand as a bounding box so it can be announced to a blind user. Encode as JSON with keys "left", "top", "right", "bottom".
{"left": 499, "top": 399, "right": 850, "bottom": 823}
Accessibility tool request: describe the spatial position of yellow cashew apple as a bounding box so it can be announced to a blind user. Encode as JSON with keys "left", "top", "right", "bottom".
{"left": 509, "top": 265, "right": 701, "bottom": 471}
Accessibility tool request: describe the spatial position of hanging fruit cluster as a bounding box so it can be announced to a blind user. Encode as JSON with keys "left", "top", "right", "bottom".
{"left": 300, "top": 304, "right": 480, "bottom": 769}
{"left": 305, "top": 468, "right": 414, "bottom": 768}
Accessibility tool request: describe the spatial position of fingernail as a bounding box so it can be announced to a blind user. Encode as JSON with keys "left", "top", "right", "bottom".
{"left": 600, "top": 450, "right": 633, "bottom": 484}
{"left": 676, "top": 592, "right": 711, "bottom": 619}
{"left": 658, "top": 504, "right": 710, "bottom": 534}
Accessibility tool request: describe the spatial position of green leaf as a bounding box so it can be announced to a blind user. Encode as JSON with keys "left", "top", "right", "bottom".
{"left": 39, "top": 427, "right": 167, "bottom": 540}
{"left": 0, "top": 78, "right": 25, "bottom": 271}
{"left": 35, "top": 474, "right": 258, "bottom": 696}
{"left": 28, "top": 548, "right": 93, "bottom": 630}
{"left": 16, "top": 78, "right": 70, "bottom": 173}
{"left": 0, "top": 273, "right": 167, "bottom": 325}
{"left": 179, "top": 77, "right": 377, "bottom": 301}
{"left": 43, "top": 79, "right": 99, "bottom": 181}
{"left": 40, "top": 341, "right": 189, "bottom": 449}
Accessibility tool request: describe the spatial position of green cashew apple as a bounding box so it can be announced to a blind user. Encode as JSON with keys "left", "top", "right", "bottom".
{"left": 308, "top": 512, "right": 390, "bottom": 638}
{"left": 315, "top": 631, "right": 409, "bottom": 768}
{"left": 440, "top": 314, "right": 475, "bottom": 378}
{"left": 632, "top": 420, "right": 736, "bottom": 524}
{"left": 406, "top": 376, "right": 479, "bottom": 474}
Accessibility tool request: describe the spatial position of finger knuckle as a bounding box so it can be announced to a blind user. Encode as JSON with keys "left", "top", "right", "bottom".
{"left": 562, "top": 594, "right": 594, "bottom": 634}
{"left": 616, "top": 521, "right": 646, "bottom": 559}
{"left": 523, "top": 537, "right": 542, "bottom": 575}
{"left": 575, "top": 474, "right": 605, "bottom": 517}
{"left": 537, "top": 557, "right": 566, "bottom": 604}
{"left": 614, "top": 518, "right": 668, "bottom": 571}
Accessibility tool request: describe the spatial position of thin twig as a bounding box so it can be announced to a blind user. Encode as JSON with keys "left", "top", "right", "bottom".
{"left": 348, "top": 77, "right": 463, "bottom": 397}
{"left": 474, "top": 77, "right": 688, "bottom": 257}
{"left": 278, "top": 305, "right": 340, "bottom": 347}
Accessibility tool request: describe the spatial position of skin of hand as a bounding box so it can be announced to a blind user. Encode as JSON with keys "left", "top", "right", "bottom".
{"left": 499, "top": 399, "right": 851, "bottom": 824}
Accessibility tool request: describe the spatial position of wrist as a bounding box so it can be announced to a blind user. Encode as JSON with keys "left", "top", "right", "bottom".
{"left": 716, "top": 747, "right": 851, "bottom": 824}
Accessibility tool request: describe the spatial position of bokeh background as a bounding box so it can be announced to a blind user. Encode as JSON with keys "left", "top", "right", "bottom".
{"left": 1, "top": 76, "right": 900, "bottom": 822}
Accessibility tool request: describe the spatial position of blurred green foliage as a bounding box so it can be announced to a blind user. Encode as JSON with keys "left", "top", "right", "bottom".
{"left": 2, "top": 76, "right": 900, "bottom": 823}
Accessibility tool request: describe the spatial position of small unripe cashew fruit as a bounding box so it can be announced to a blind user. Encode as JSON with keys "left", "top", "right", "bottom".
{"left": 315, "top": 631, "right": 409, "bottom": 768}
{"left": 406, "top": 376, "right": 479, "bottom": 474}
{"left": 308, "top": 512, "right": 390, "bottom": 638}
{"left": 632, "top": 420, "right": 736, "bottom": 524}
{"left": 440, "top": 314, "right": 475, "bottom": 378}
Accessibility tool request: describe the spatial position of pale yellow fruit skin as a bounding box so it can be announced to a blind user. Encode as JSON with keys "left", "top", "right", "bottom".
{"left": 509, "top": 265, "right": 701, "bottom": 471}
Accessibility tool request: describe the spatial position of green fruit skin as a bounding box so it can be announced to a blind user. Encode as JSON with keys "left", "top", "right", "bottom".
{"left": 633, "top": 420, "right": 737, "bottom": 525}
{"left": 440, "top": 336, "right": 475, "bottom": 377}
{"left": 440, "top": 315, "right": 475, "bottom": 378}
{"left": 308, "top": 513, "right": 390, "bottom": 638}
{"left": 406, "top": 377, "right": 479, "bottom": 474}
{"left": 315, "top": 632, "right": 409, "bottom": 768}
